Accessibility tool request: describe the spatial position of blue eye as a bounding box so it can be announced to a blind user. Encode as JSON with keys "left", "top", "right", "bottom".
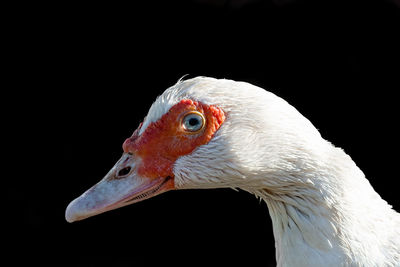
{"left": 182, "top": 112, "right": 205, "bottom": 132}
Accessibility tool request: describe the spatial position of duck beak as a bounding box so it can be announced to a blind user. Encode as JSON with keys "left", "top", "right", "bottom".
{"left": 65, "top": 153, "right": 174, "bottom": 223}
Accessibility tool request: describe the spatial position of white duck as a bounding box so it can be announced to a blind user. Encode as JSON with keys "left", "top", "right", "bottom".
{"left": 66, "top": 77, "right": 400, "bottom": 266}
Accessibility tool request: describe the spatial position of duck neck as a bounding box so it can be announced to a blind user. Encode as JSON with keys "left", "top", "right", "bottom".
{"left": 252, "top": 186, "right": 344, "bottom": 266}
{"left": 260, "top": 191, "right": 344, "bottom": 266}
{"left": 247, "top": 147, "right": 397, "bottom": 266}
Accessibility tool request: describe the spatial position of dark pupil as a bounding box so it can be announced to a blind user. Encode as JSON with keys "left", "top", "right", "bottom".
{"left": 189, "top": 118, "right": 199, "bottom": 126}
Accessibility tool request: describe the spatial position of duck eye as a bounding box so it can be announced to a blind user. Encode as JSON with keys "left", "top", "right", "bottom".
{"left": 182, "top": 112, "right": 205, "bottom": 132}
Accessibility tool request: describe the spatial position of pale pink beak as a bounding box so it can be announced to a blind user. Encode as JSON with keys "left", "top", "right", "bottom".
{"left": 65, "top": 153, "right": 173, "bottom": 223}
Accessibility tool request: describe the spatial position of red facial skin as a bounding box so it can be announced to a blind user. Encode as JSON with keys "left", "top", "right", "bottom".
{"left": 122, "top": 99, "right": 225, "bottom": 189}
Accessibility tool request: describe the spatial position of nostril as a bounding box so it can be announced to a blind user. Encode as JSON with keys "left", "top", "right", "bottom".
{"left": 118, "top": 166, "right": 131, "bottom": 177}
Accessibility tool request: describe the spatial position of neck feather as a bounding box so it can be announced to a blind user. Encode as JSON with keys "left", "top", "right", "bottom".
{"left": 244, "top": 146, "right": 400, "bottom": 267}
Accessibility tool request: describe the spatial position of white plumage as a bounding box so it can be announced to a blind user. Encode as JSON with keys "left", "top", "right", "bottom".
{"left": 143, "top": 77, "right": 400, "bottom": 266}
{"left": 67, "top": 76, "right": 400, "bottom": 266}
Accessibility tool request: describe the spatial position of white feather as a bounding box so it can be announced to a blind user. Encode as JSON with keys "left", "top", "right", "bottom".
{"left": 142, "top": 76, "right": 400, "bottom": 266}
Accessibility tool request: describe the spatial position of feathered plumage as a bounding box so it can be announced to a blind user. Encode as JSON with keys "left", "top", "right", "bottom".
{"left": 66, "top": 77, "right": 400, "bottom": 266}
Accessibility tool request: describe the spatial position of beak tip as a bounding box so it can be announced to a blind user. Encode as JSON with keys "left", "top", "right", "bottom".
{"left": 65, "top": 199, "right": 79, "bottom": 223}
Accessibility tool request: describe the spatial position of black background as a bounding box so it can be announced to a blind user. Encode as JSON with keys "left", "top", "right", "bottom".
{"left": 8, "top": 0, "right": 400, "bottom": 266}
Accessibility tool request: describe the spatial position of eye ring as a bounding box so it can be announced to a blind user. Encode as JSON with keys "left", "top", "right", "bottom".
{"left": 182, "top": 111, "right": 205, "bottom": 133}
